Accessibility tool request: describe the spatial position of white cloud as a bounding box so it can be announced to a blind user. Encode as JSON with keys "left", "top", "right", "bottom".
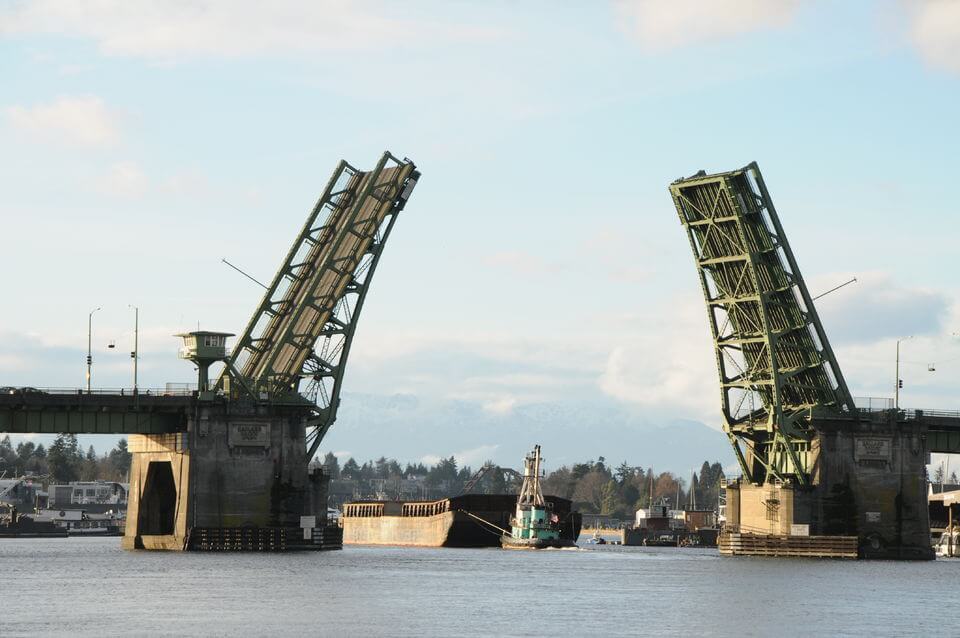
{"left": 812, "top": 271, "right": 949, "bottom": 343}
{"left": 907, "top": 0, "right": 960, "bottom": 74}
{"left": 454, "top": 444, "right": 500, "bottom": 467}
{"left": 483, "top": 250, "right": 565, "bottom": 277}
{"left": 422, "top": 444, "right": 500, "bottom": 468}
{"left": 598, "top": 341, "right": 716, "bottom": 422}
{"left": 161, "top": 171, "right": 209, "bottom": 196}
{"left": 0, "top": 354, "right": 27, "bottom": 372}
{"left": 98, "top": 161, "right": 148, "bottom": 198}
{"left": 481, "top": 397, "right": 517, "bottom": 415}
{"left": 0, "top": 1, "right": 498, "bottom": 62}
{"left": 596, "top": 297, "right": 718, "bottom": 423}
{"left": 5, "top": 95, "right": 120, "bottom": 146}
{"left": 614, "top": 0, "right": 801, "bottom": 51}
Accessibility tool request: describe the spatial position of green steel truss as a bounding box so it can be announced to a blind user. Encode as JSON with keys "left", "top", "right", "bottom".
{"left": 669, "top": 162, "right": 854, "bottom": 485}
{"left": 220, "top": 151, "right": 419, "bottom": 460}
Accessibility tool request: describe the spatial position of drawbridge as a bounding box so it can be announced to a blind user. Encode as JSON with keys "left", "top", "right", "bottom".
{"left": 671, "top": 162, "right": 960, "bottom": 559}
{"left": 0, "top": 151, "right": 419, "bottom": 551}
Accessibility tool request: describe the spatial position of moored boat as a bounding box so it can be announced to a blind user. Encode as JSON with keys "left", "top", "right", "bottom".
{"left": 0, "top": 505, "right": 68, "bottom": 538}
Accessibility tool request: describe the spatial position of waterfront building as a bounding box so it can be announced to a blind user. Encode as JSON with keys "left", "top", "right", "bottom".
{"left": 48, "top": 481, "right": 128, "bottom": 508}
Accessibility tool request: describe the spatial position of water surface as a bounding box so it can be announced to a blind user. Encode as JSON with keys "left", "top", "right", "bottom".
{"left": 1, "top": 538, "right": 955, "bottom": 637}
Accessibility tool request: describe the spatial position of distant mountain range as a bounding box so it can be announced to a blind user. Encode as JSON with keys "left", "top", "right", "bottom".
{"left": 321, "top": 392, "right": 735, "bottom": 476}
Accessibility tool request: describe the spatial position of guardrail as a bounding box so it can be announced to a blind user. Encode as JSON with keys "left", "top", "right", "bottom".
{"left": 855, "top": 407, "right": 960, "bottom": 421}
{"left": 854, "top": 396, "right": 894, "bottom": 411}
{"left": 1, "top": 386, "right": 197, "bottom": 397}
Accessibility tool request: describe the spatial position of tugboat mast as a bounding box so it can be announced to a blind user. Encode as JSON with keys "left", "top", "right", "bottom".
{"left": 517, "top": 445, "right": 546, "bottom": 508}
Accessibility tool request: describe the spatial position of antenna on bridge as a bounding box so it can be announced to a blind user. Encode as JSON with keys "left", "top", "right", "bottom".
{"left": 812, "top": 277, "right": 858, "bottom": 301}
{"left": 221, "top": 258, "right": 268, "bottom": 290}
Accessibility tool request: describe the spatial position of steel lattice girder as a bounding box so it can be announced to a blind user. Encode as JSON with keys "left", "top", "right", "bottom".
{"left": 669, "top": 162, "right": 853, "bottom": 485}
{"left": 220, "top": 151, "right": 418, "bottom": 459}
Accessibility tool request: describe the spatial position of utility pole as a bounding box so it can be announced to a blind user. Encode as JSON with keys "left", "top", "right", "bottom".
{"left": 129, "top": 305, "right": 139, "bottom": 394}
{"left": 86, "top": 307, "right": 101, "bottom": 393}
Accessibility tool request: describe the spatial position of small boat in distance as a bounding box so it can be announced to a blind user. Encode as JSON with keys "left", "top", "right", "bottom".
{"left": 501, "top": 445, "right": 577, "bottom": 550}
{"left": 587, "top": 528, "right": 607, "bottom": 545}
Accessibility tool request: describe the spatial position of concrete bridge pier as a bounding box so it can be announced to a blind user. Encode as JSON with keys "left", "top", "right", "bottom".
{"left": 122, "top": 401, "right": 335, "bottom": 551}
{"left": 723, "top": 414, "right": 934, "bottom": 560}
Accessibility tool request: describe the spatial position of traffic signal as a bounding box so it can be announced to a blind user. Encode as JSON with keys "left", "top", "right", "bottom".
{"left": 898, "top": 379, "right": 903, "bottom": 389}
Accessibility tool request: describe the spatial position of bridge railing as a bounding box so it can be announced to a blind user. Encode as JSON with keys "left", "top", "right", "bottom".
{"left": 854, "top": 396, "right": 894, "bottom": 411}
{"left": 2, "top": 386, "right": 197, "bottom": 397}
{"left": 855, "top": 406, "right": 960, "bottom": 421}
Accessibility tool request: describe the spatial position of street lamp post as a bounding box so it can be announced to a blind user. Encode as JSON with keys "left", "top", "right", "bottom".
{"left": 129, "top": 305, "right": 139, "bottom": 394}
{"left": 86, "top": 307, "right": 101, "bottom": 394}
{"left": 895, "top": 336, "right": 913, "bottom": 410}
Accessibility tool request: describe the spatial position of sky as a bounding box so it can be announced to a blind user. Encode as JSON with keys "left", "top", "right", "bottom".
{"left": 1, "top": 0, "right": 959, "bottom": 472}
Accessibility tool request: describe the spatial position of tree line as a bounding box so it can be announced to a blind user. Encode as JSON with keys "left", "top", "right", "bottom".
{"left": 321, "top": 453, "right": 475, "bottom": 488}
{"left": 322, "top": 452, "right": 725, "bottom": 520}
{"left": 0, "top": 434, "right": 132, "bottom": 484}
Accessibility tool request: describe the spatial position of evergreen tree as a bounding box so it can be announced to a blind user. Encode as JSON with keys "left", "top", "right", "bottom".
{"left": 48, "top": 433, "right": 81, "bottom": 483}
{"left": 571, "top": 462, "right": 592, "bottom": 480}
{"left": 107, "top": 439, "right": 131, "bottom": 480}
{"left": 341, "top": 457, "right": 361, "bottom": 480}
{"left": 934, "top": 463, "right": 946, "bottom": 484}
{"left": 81, "top": 445, "right": 99, "bottom": 481}
{"left": 689, "top": 473, "right": 700, "bottom": 509}
{"left": 321, "top": 452, "right": 341, "bottom": 479}
{"left": 600, "top": 479, "right": 621, "bottom": 517}
{"left": 0, "top": 435, "right": 14, "bottom": 469}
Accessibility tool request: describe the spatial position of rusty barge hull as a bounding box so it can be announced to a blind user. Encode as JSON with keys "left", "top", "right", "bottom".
{"left": 342, "top": 494, "right": 581, "bottom": 548}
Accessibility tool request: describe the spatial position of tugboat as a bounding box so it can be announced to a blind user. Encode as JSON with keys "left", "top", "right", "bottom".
{"left": 501, "top": 445, "right": 576, "bottom": 550}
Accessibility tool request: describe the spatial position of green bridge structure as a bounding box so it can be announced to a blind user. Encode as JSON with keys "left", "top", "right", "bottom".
{"left": 670, "top": 162, "right": 960, "bottom": 558}
{"left": 1, "top": 151, "right": 419, "bottom": 552}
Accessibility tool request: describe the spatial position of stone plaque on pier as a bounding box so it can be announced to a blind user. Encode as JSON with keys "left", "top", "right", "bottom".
{"left": 228, "top": 422, "right": 271, "bottom": 447}
{"left": 854, "top": 437, "right": 892, "bottom": 462}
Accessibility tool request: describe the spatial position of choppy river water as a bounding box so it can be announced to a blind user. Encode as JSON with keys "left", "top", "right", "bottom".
{"left": 1, "top": 537, "right": 956, "bottom": 637}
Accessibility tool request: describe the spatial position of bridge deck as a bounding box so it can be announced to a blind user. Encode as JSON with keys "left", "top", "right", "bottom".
{"left": 923, "top": 415, "right": 960, "bottom": 454}
{"left": 857, "top": 408, "right": 960, "bottom": 454}
{"left": 0, "top": 390, "right": 191, "bottom": 434}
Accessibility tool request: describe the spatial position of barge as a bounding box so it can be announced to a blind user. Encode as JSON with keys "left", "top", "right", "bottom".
{"left": 341, "top": 493, "right": 581, "bottom": 547}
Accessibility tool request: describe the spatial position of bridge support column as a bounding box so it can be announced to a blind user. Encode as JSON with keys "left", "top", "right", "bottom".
{"left": 723, "top": 417, "right": 933, "bottom": 559}
{"left": 122, "top": 402, "right": 337, "bottom": 551}
{"left": 122, "top": 433, "right": 191, "bottom": 550}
